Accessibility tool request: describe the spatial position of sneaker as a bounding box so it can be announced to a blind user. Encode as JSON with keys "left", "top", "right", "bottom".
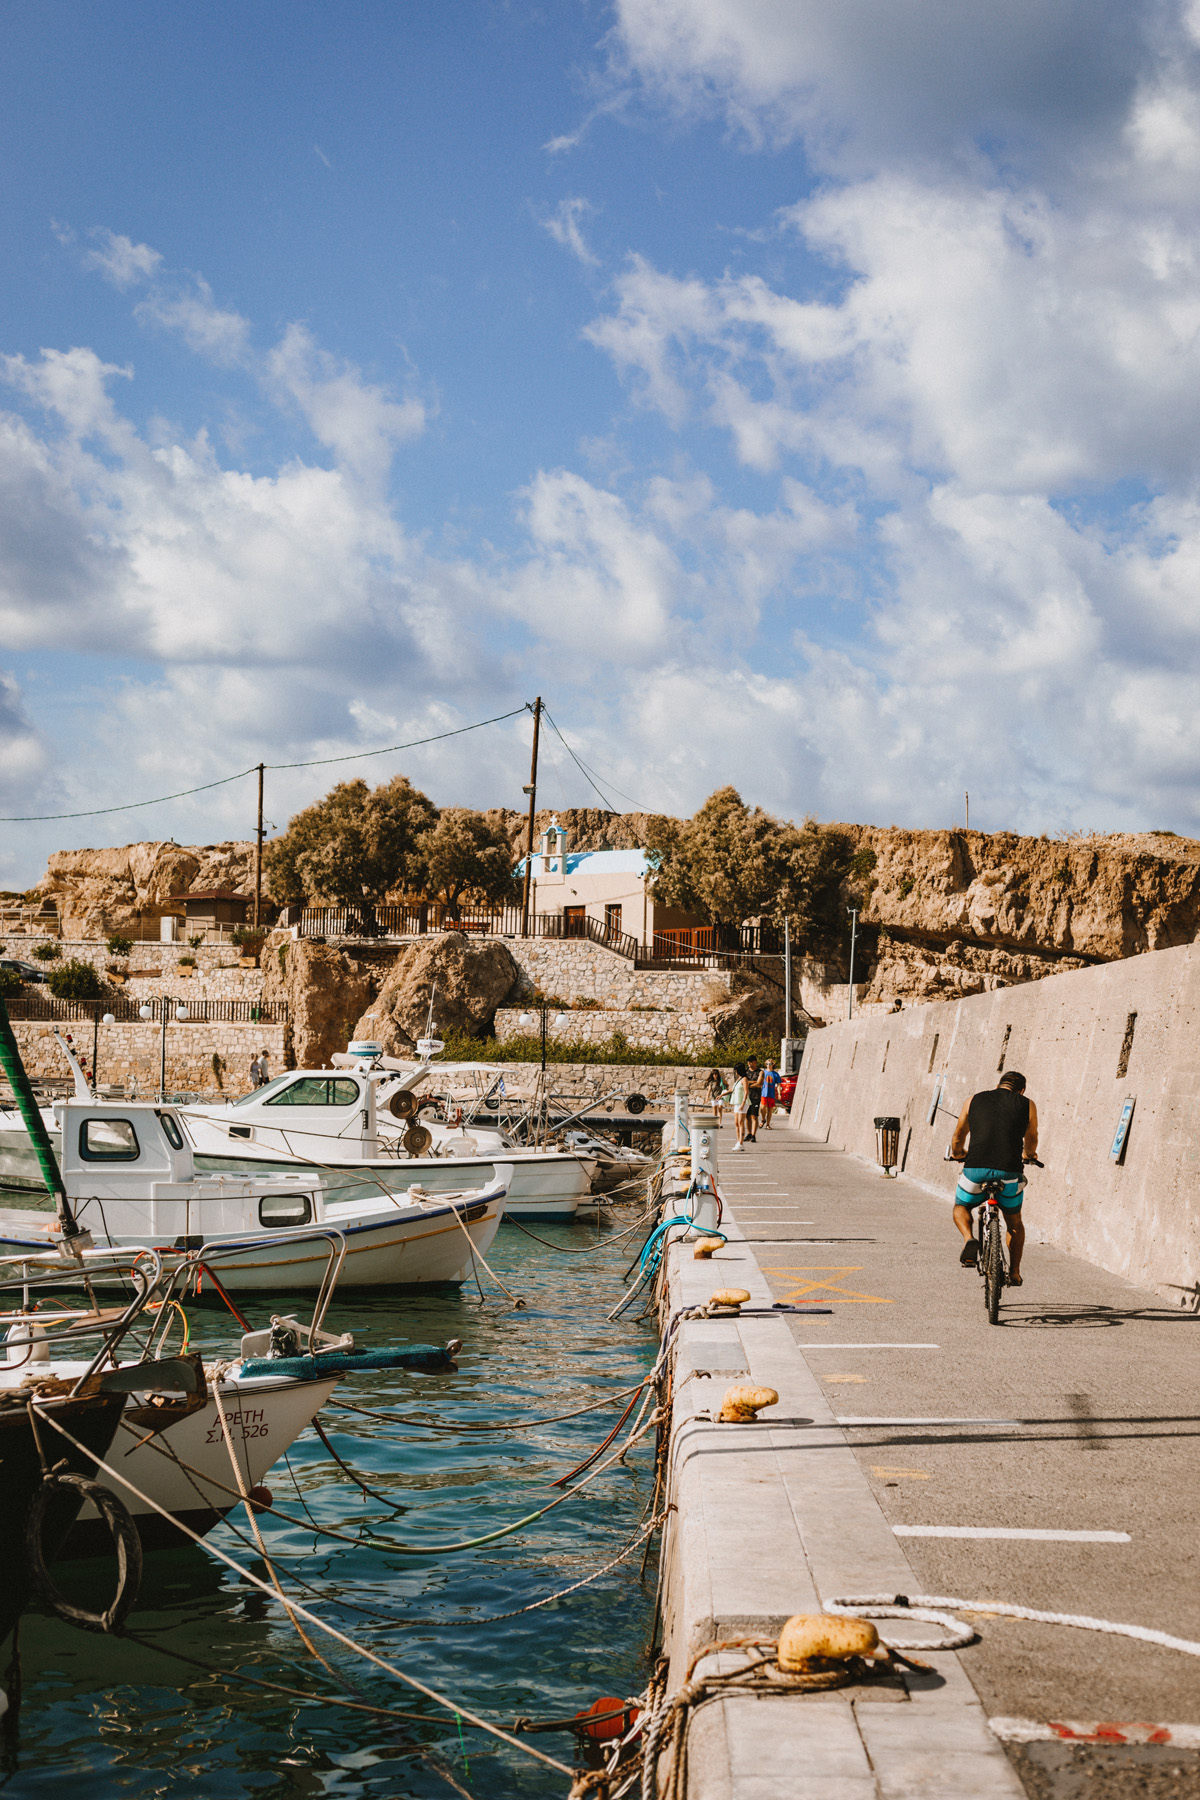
{"left": 732, "top": 1142, "right": 744, "bottom": 1153}
{"left": 959, "top": 1239, "right": 979, "bottom": 1267}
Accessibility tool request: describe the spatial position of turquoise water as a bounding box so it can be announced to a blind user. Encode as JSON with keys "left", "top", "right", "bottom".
{"left": 3, "top": 1215, "right": 659, "bottom": 1798}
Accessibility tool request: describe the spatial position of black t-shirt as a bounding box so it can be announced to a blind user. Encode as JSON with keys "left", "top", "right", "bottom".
{"left": 966, "top": 1088, "right": 1030, "bottom": 1175}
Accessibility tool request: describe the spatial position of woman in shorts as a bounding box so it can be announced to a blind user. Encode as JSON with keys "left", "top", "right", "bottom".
{"left": 703, "top": 1066, "right": 728, "bottom": 1124}
{"left": 729, "top": 1063, "right": 750, "bottom": 1151}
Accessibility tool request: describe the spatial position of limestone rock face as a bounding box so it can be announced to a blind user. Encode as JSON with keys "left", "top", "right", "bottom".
{"left": 352, "top": 934, "right": 520, "bottom": 1056}
{"left": 706, "top": 969, "right": 787, "bottom": 1044}
{"left": 261, "top": 935, "right": 381, "bottom": 1070}
{"left": 841, "top": 826, "right": 1200, "bottom": 963}
{"left": 40, "top": 840, "right": 262, "bottom": 939}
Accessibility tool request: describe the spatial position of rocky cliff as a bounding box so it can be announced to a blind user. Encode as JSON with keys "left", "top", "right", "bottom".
{"left": 38, "top": 841, "right": 264, "bottom": 939}
{"left": 806, "top": 825, "right": 1200, "bottom": 1017}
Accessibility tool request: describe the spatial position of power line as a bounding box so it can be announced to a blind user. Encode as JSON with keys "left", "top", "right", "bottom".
{"left": 542, "top": 708, "right": 650, "bottom": 813}
{"left": 0, "top": 706, "right": 532, "bottom": 823}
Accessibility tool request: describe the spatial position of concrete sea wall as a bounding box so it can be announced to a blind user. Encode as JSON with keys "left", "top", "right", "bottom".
{"left": 786, "top": 938, "right": 1200, "bottom": 1297}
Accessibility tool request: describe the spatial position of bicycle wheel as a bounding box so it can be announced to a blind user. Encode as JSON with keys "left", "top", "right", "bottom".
{"left": 983, "top": 1209, "right": 1004, "bottom": 1325}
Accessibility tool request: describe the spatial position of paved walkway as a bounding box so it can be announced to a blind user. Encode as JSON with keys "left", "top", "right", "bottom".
{"left": 717, "top": 1126, "right": 1200, "bottom": 1791}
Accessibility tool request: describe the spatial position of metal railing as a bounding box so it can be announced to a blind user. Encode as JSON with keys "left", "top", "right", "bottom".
{"left": 291, "top": 899, "right": 784, "bottom": 970}
{"left": 3, "top": 996, "right": 289, "bottom": 1025}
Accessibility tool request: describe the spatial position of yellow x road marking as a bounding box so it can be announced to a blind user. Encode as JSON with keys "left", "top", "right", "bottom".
{"left": 761, "top": 1265, "right": 892, "bottom": 1305}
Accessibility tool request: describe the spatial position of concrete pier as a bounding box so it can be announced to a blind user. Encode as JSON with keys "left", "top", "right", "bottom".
{"left": 656, "top": 1130, "right": 1200, "bottom": 1796}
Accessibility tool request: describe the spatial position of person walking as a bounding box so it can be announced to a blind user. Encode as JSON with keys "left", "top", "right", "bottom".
{"left": 703, "top": 1066, "right": 728, "bottom": 1125}
{"left": 249, "top": 1053, "right": 263, "bottom": 1089}
{"left": 256, "top": 1050, "right": 270, "bottom": 1086}
{"left": 759, "top": 1058, "right": 780, "bottom": 1128}
{"left": 729, "top": 1063, "right": 750, "bottom": 1151}
{"left": 745, "top": 1058, "right": 763, "bottom": 1142}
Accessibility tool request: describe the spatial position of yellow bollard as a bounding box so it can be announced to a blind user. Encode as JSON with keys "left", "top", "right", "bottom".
{"left": 717, "top": 1384, "right": 779, "bottom": 1422}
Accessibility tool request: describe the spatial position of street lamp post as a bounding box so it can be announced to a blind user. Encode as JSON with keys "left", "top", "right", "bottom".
{"left": 518, "top": 1003, "right": 568, "bottom": 1076}
{"left": 139, "top": 996, "right": 190, "bottom": 1101}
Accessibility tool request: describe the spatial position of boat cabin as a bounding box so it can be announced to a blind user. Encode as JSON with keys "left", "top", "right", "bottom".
{"left": 55, "top": 1100, "right": 320, "bottom": 1242}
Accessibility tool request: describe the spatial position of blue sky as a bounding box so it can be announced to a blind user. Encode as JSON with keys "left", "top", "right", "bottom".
{"left": 3, "top": 1, "right": 1200, "bottom": 885}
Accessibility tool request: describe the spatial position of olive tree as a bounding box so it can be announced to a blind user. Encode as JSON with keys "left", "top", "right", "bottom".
{"left": 264, "top": 775, "right": 439, "bottom": 935}
{"left": 412, "top": 809, "right": 521, "bottom": 914}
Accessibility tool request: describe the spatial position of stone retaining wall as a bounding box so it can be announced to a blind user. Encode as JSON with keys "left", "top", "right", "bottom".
{"left": 447, "top": 1062, "right": 725, "bottom": 1103}
{"left": 509, "top": 938, "right": 731, "bottom": 1012}
{"left": 11, "top": 1019, "right": 287, "bottom": 1102}
{"left": 21, "top": 940, "right": 263, "bottom": 1001}
{"left": 494, "top": 1007, "right": 717, "bottom": 1054}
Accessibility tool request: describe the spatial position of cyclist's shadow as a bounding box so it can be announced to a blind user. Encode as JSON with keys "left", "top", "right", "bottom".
{"left": 1001, "top": 1299, "right": 1198, "bottom": 1329}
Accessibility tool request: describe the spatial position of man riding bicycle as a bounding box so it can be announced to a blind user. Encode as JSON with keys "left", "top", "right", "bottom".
{"left": 949, "top": 1071, "right": 1038, "bottom": 1286}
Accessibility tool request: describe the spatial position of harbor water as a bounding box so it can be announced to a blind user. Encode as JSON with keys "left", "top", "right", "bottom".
{"left": 3, "top": 1213, "right": 659, "bottom": 1797}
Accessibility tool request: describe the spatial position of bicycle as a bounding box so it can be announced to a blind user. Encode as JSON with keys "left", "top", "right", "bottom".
{"left": 948, "top": 1155, "right": 1042, "bottom": 1325}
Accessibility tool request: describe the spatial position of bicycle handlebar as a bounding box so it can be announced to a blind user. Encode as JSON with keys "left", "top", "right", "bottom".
{"left": 944, "top": 1150, "right": 1044, "bottom": 1167}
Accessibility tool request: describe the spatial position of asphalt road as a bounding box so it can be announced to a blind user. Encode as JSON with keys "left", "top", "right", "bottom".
{"left": 717, "top": 1125, "right": 1200, "bottom": 1796}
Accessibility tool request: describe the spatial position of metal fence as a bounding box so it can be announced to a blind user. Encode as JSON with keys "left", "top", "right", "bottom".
{"left": 4, "top": 996, "right": 288, "bottom": 1025}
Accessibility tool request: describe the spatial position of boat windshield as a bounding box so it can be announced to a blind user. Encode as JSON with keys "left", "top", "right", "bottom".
{"left": 231, "top": 1074, "right": 294, "bottom": 1108}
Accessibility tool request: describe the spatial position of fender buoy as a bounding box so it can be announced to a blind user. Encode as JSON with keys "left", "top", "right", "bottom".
{"left": 26, "top": 1471, "right": 142, "bottom": 1634}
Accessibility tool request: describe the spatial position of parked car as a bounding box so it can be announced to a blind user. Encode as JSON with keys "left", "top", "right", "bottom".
{"left": 0, "top": 958, "right": 48, "bottom": 984}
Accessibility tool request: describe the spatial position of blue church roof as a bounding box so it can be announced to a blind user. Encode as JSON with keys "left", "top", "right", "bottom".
{"left": 514, "top": 848, "right": 653, "bottom": 876}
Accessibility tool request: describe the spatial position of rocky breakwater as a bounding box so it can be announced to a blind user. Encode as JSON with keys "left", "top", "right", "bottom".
{"left": 803, "top": 826, "right": 1200, "bottom": 1018}
{"left": 38, "top": 840, "right": 262, "bottom": 939}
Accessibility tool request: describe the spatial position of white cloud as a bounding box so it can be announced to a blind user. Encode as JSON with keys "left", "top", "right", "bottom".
{"left": 544, "top": 197, "right": 599, "bottom": 266}
{"left": 82, "top": 229, "right": 164, "bottom": 290}
{"left": 264, "top": 324, "right": 425, "bottom": 483}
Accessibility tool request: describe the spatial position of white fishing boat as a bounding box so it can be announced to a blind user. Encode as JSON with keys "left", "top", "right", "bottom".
{"left": 181, "top": 1052, "right": 600, "bottom": 1221}
{"left": 0, "top": 1097, "right": 508, "bottom": 1289}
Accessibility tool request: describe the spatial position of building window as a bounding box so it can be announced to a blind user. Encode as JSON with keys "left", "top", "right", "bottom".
{"left": 605, "top": 904, "right": 622, "bottom": 940}
{"left": 265, "top": 1077, "right": 360, "bottom": 1107}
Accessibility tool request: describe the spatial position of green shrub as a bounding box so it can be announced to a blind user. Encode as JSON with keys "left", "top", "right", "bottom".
{"left": 439, "top": 1025, "right": 780, "bottom": 1068}
{"left": 179, "top": 954, "right": 197, "bottom": 968}
{"left": 106, "top": 935, "right": 134, "bottom": 957}
{"left": 898, "top": 876, "right": 915, "bottom": 897}
{"left": 231, "top": 924, "right": 266, "bottom": 949}
{"left": 849, "top": 847, "right": 878, "bottom": 880}
{"left": 46, "top": 959, "right": 103, "bottom": 1001}
{"left": 0, "top": 967, "right": 23, "bottom": 998}
{"left": 572, "top": 997, "right": 603, "bottom": 1010}
{"left": 188, "top": 934, "right": 204, "bottom": 950}
{"left": 32, "top": 942, "right": 61, "bottom": 961}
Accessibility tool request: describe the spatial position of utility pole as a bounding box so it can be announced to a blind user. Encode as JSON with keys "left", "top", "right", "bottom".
{"left": 520, "top": 698, "right": 542, "bottom": 938}
{"left": 783, "top": 915, "right": 792, "bottom": 1037}
{"left": 254, "top": 763, "right": 265, "bottom": 929}
{"left": 847, "top": 906, "right": 859, "bottom": 1021}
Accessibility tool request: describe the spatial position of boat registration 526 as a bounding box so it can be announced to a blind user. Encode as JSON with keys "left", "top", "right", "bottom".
{"left": 206, "top": 1406, "right": 269, "bottom": 1443}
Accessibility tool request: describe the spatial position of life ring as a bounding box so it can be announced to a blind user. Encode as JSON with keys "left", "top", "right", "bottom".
{"left": 26, "top": 1471, "right": 143, "bottom": 1633}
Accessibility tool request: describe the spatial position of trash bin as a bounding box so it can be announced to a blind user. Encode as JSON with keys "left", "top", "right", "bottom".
{"left": 874, "top": 1115, "right": 901, "bottom": 1176}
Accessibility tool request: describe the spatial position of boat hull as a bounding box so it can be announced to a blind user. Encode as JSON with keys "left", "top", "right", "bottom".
{"left": 194, "top": 1148, "right": 595, "bottom": 1220}
{"left": 0, "top": 1192, "right": 505, "bottom": 1290}
{"left": 0, "top": 1391, "right": 127, "bottom": 1641}
{"left": 62, "top": 1371, "right": 340, "bottom": 1555}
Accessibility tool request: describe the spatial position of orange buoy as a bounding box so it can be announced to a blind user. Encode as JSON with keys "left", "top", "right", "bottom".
{"left": 248, "top": 1485, "right": 273, "bottom": 1513}
{"left": 574, "top": 1697, "right": 640, "bottom": 1742}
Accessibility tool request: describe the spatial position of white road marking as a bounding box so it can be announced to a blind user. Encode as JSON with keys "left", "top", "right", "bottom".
{"left": 894, "top": 1526, "right": 1130, "bottom": 1543}
{"left": 838, "top": 1416, "right": 1021, "bottom": 1427}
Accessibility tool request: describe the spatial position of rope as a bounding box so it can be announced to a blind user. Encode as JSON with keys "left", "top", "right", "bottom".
{"left": 825, "top": 1593, "right": 1200, "bottom": 1658}
{"left": 328, "top": 1378, "right": 651, "bottom": 1434}
{"left": 503, "top": 1208, "right": 655, "bottom": 1257}
{"left": 111, "top": 1389, "right": 661, "bottom": 1555}
{"left": 31, "top": 1404, "right": 575, "bottom": 1778}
